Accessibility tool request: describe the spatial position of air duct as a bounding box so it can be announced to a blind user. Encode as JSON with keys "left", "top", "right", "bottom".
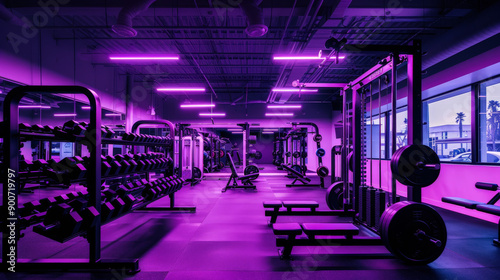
{"left": 112, "top": 0, "right": 157, "bottom": 37}
{"left": 240, "top": 0, "right": 268, "bottom": 37}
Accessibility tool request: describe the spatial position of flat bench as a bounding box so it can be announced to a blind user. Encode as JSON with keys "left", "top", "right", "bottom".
{"left": 281, "top": 164, "right": 321, "bottom": 187}
{"left": 442, "top": 182, "right": 500, "bottom": 246}
{"left": 272, "top": 222, "right": 380, "bottom": 259}
{"left": 263, "top": 200, "right": 354, "bottom": 224}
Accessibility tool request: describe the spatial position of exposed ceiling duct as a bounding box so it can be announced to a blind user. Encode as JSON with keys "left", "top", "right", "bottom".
{"left": 112, "top": 0, "right": 157, "bottom": 37}
{"left": 240, "top": 0, "right": 268, "bottom": 37}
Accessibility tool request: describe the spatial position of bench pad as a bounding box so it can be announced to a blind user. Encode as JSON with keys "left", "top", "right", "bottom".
{"left": 476, "top": 204, "right": 500, "bottom": 216}
{"left": 263, "top": 201, "right": 283, "bottom": 208}
{"left": 273, "top": 223, "right": 303, "bottom": 235}
{"left": 442, "top": 197, "right": 483, "bottom": 209}
{"left": 282, "top": 201, "right": 319, "bottom": 208}
{"left": 301, "top": 223, "right": 359, "bottom": 236}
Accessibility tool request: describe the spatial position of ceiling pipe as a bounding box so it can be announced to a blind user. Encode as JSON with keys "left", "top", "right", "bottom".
{"left": 112, "top": 0, "right": 157, "bottom": 37}
{"left": 239, "top": 0, "right": 268, "bottom": 37}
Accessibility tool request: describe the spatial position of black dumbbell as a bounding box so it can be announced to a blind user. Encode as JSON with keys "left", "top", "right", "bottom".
{"left": 104, "top": 155, "right": 122, "bottom": 175}
{"left": 31, "top": 124, "right": 45, "bottom": 132}
{"left": 59, "top": 156, "right": 87, "bottom": 180}
{"left": 114, "top": 154, "right": 131, "bottom": 174}
{"left": 102, "top": 126, "right": 115, "bottom": 138}
{"left": 54, "top": 194, "right": 71, "bottom": 204}
{"left": 121, "top": 194, "right": 136, "bottom": 212}
{"left": 36, "top": 203, "right": 83, "bottom": 241}
{"left": 69, "top": 198, "right": 99, "bottom": 231}
{"left": 63, "top": 120, "right": 86, "bottom": 136}
{"left": 100, "top": 202, "right": 115, "bottom": 223}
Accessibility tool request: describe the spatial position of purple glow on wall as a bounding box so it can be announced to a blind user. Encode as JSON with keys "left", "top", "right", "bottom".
{"left": 19, "top": 105, "right": 51, "bottom": 109}
{"left": 271, "top": 88, "right": 318, "bottom": 92}
{"left": 199, "top": 113, "right": 225, "bottom": 117}
{"left": 109, "top": 55, "right": 179, "bottom": 61}
{"left": 81, "top": 106, "right": 91, "bottom": 110}
{"left": 265, "top": 113, "right": 294, "bottom": 117}
{"left": 157, "top": 88, "right": 206, "bottom": 92}
{"left": 180, "top": 104, "right": 215, "bottom": 108}
{"left": 267, "top": 105, "right": 302, "bottom": 109}
{"left": 54, "top": 113, "right": 77, "bottom": 117}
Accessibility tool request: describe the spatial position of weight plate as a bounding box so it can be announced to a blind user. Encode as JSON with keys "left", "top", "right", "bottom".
{"left": 293, "top": 152, "right": 300, "bottom": 158}
{"left": 313, "top": 134, "right": 322, "bottom": 142}
{"left": 203, "top": 140, "right": 210, "bottom": 151}
{"left": 291, "top": 165, "right": 301, "bottom": 174}
{"left": 249, "top": 135, "right": 257, "bottom": 145}
{"left": 391, "top": 145, "right": 440, "bottom": 188}
{"left": 244, "top": 164, "right": 259, "bottom": 180}
{"left": 192, "top": 167, "right": 202, "bottom": 179}
{"left": 316, "top": 166, "right": 329, "bottom": 178}
{"left": 220, "top": 150, "right": 225, "bottom": 158}
{"left": 255, "top": 151, "right": 263, "bottom": 160}
{"left": 380, "top": 201, "right": 447, "bottom": 264}
{"left": 347, "top": 151, "right": 354, "bottom": 172}
{"left": 301, "top": 151, "right": 307, "bottom": 158}
{"left": 326, "top": 182, "right": 344, "bottom": 210}
{"left": 316, "top": 148, "right": 326, "bottom": 157}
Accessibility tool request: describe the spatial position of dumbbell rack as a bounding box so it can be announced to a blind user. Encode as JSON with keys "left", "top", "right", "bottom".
{"left": 129, "top": 120, "right": 196, "bottom": 211}
{"left": 1, "top": 86, "right": 139, "bottom": 273}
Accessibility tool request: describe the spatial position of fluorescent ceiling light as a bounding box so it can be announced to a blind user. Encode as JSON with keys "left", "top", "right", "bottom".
{"left": 105, "top": 113, "right": 122, "bottom": 117}
{"left": 109, "top": 55, "right": 179, "bottom": 60}
{"left": 180, "top": 104, "right": 215, "bottom": 108}
{"left": 271, "top": 88, "right": 318, "bottom": 93}
{"left": 265, "top": 113, "right": 294, "bottom": 117}
{"left": 199, "top": 113, "right": 225, "bottom": 117}
{"left": 19, "top": 105, "right": 51, "bottom": 109}
{"left": 267, "top": 105, "right": 302, "bottom": 109}
{"left": 273, "top": 56, "right": 345, "bottom": 60}
{"left": 81, "top": 106, "right": 91, "bottom": 110}
{"left": 54, "top": 113, "right": 77, "bottom": 117}
{"left": 262, "top": 132, "right": 275, "bottom": 134}
{"left": 157, "top": 88, "right": 205, "bottom": 92}
{"left": 227, "top": 129, "right": 242, "bottom": 131}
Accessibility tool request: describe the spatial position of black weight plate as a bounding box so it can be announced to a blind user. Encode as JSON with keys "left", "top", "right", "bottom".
{"left": 255, "top": 151, "right": 263, "bottom": 160}
{"left": 347, "top": 151, "right": 354, "bottom": 172}
{"left": 291, "top": 165, "right": 301, "bottom": 174}
{"left": 293, "top": 152, "right": 300, "bottom": 158}
{"left": 326, "top": 182, "right": 344, "bottom": 210}
{"left": 244, "top": 164, "right": 259, "bottom": 180}
{"left": 192, "top": 167, "right": 202, "bottom": 179}
{"left": 391, "top": 145, "right": 440, "bottom": 188}
{"left": 380, "top": 201, "right": 447, "bottom": 264}
{"left": 313, "top": 134, "right": 322, "bottom": 142}
{"left": 316, "top": 166, "right": 329, "bottom": 178}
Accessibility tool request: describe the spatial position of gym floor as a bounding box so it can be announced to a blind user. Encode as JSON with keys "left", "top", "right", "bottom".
{"left": 7, "top": 166, "right": 500, "bottom": 280}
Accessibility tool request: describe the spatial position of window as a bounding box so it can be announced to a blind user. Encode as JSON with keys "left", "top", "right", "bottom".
{"left": 479, "top": 77, "right": 500, "bottom": 163}
{"left": 423, "top": 87, "right": 471, "bottom": 162}
{"left": 366, "top": 115, "right": 385, "bottom": 159}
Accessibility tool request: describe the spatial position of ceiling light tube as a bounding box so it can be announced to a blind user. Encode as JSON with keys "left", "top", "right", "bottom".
{"left": 54, "top": 113, "right": 77, "bottom": 117}
{"left": 262, "top": 129, "right": 279, "bottom": 131}
{"left": 19, "top": 105, "right": 51, "bottom": 109}
{"left": 199, "top": 113, "right": 226, "bottom": 117}
{"left": 81, "top": 106, "right": 91, "bottom": 110}
{"left": 110, "top": 56, "right": 179, "bottom": 60}
{"left": 265, "top": 113, "right": 294, "bottom": 117}
{"left": 262, "top": 132, "right": 275, "bottom": 134}
{"left": 180, "top": 104, "right": 215, "bottom": 108}
{"left": 227, "top": 129, "right": 242, "bottom": 131}
{"left": 157, "top": 88, "right": 205, "bottom": 92}
{"left": 267, "top": 105, "right": 302, "bottom": 109}
{"left": 105, "top": 113, "right": 122, "bottom": 117}
{"left": 232, "top": 132, "right": 244, "bottom": 134}
{"left": 271, "top": 88, "right": 318, "bottom": 93}
{"left": 273, "top": 56, "right": 324, "bottom": 60}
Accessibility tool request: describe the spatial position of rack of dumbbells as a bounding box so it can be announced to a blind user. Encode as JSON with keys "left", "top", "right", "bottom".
{"left": 1, "top": 86, "right": 192, "bottom": 273}
{"left": 272, "top": 138, "right": 284, "bottom": 168}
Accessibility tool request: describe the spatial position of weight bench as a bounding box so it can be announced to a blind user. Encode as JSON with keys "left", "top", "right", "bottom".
{"left": 281, "top": 164, "right": 320, "bottom": 187}
{"left": 272, "top": 222, "right": 381, "bottom": 259}
{"left": 263, "top": 200, "right": 354, "bottom": 225}
{"left": 442, "top": 182, "right": 500, "bottom": 246}
{"left": 223, "top": 154, "right": 256, "bottom": 192}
